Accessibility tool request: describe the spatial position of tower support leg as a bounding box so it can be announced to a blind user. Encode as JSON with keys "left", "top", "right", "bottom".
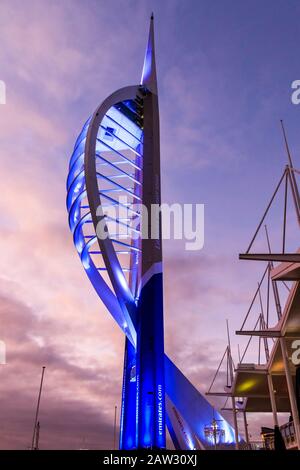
{"left": 136, "top": 272, "right": 166, "bottom": 449}
{"left": 119, "top": 338, "right": 137, "bottom": 449}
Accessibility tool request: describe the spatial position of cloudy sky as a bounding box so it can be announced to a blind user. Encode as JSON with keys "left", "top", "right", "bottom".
{"left": 0, "top": 0, "right": 300, "bottom": 449}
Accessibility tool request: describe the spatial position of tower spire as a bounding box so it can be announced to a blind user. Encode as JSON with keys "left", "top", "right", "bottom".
{"left": 141, "top": 13, "right": 158, "bottom": 95}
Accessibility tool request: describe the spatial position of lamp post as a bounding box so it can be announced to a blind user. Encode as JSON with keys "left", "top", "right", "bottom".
{"left": 204, "top": 418, "right": 225, "bottom": 450}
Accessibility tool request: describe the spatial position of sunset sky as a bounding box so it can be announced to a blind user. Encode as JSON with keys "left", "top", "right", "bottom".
{"left": 0, "top": 0, "right": 300, "bottom": 449}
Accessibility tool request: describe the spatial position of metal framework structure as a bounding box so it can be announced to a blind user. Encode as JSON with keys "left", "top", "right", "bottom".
{"left": 66, "top": 16, "right": 241, "bottom": 450}
{"left": 209, "top": 123, "right": 300, "bottom": 450}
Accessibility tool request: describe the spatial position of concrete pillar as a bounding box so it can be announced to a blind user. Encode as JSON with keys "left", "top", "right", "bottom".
{"left": 280, "top": 337, "right": 300, "bottom": 449}
{"left": 243, "top": 410, "right": 250, "bottom": 448}
{"left": 267, "top": 373, "right": 279, "bottom": 427}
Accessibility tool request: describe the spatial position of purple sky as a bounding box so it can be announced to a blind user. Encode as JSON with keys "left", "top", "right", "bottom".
{"left": 0, "top": 0, "right": 299, "bottom": 449}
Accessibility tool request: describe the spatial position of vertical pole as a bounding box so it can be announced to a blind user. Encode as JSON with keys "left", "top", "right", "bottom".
{"left": 231, "top": 396, "right": 239, "bottom": 450}
{"left": 35, "top": 422, "right": 40, "bottom": 450}
{"left": 243, "top": 411, "right": 250, "bottom": 448}
{"left": 282, "top": 170, "right": 288, "bottom": 254}
{"left": 113, "top": 405, "right": 117, "bottom": 450}
{"left": 258, "top": 315, "right": 262, "bottom": 365}
{"left": 226, "top": 320, "right": 239, "bottom": 450}
{"left": 31, "top": 366, "right": 45, "bottom": 450}
{"left": 213, "top": 419, "right": 217, "bottom": 450}
{"left": 280, "top": 337, "right": 300, "bottom": 448}
{"left": 258, "top": 286, "right": 269, "bottom": 362}
{"left": 267, "top": 373, "right": 279, "bottom": 427}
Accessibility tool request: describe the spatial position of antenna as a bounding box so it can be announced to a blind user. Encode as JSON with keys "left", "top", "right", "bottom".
{"left": 141, "top": 13, "right": 158, "bottom": 94}
{"left": 31, "top": 366, "right": 46, "bottom": 450}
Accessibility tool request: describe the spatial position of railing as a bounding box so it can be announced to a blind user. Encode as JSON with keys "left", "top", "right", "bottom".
{"left": 259, "top": 421, "right": 297, "bottom": 450}
{"left": 248, "top": 440, "right": 265, "bottom": 450}
{"left": 280, "top": 421, "right": 296, "bottom": 449}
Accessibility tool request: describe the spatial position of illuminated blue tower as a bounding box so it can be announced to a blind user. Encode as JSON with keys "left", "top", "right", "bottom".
{"left": 119, "top": 15, "right": 165, "bottom": 449}
{"left": 67, "top": 15, "right": 242, "bottom": 451}
{"left": 67, "top": 15, "right": 165, "bottom": 449}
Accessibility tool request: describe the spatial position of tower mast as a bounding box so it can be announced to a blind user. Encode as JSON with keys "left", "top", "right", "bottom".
{"left": 136, "top": 13, "right": 166, "bottom": 448}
